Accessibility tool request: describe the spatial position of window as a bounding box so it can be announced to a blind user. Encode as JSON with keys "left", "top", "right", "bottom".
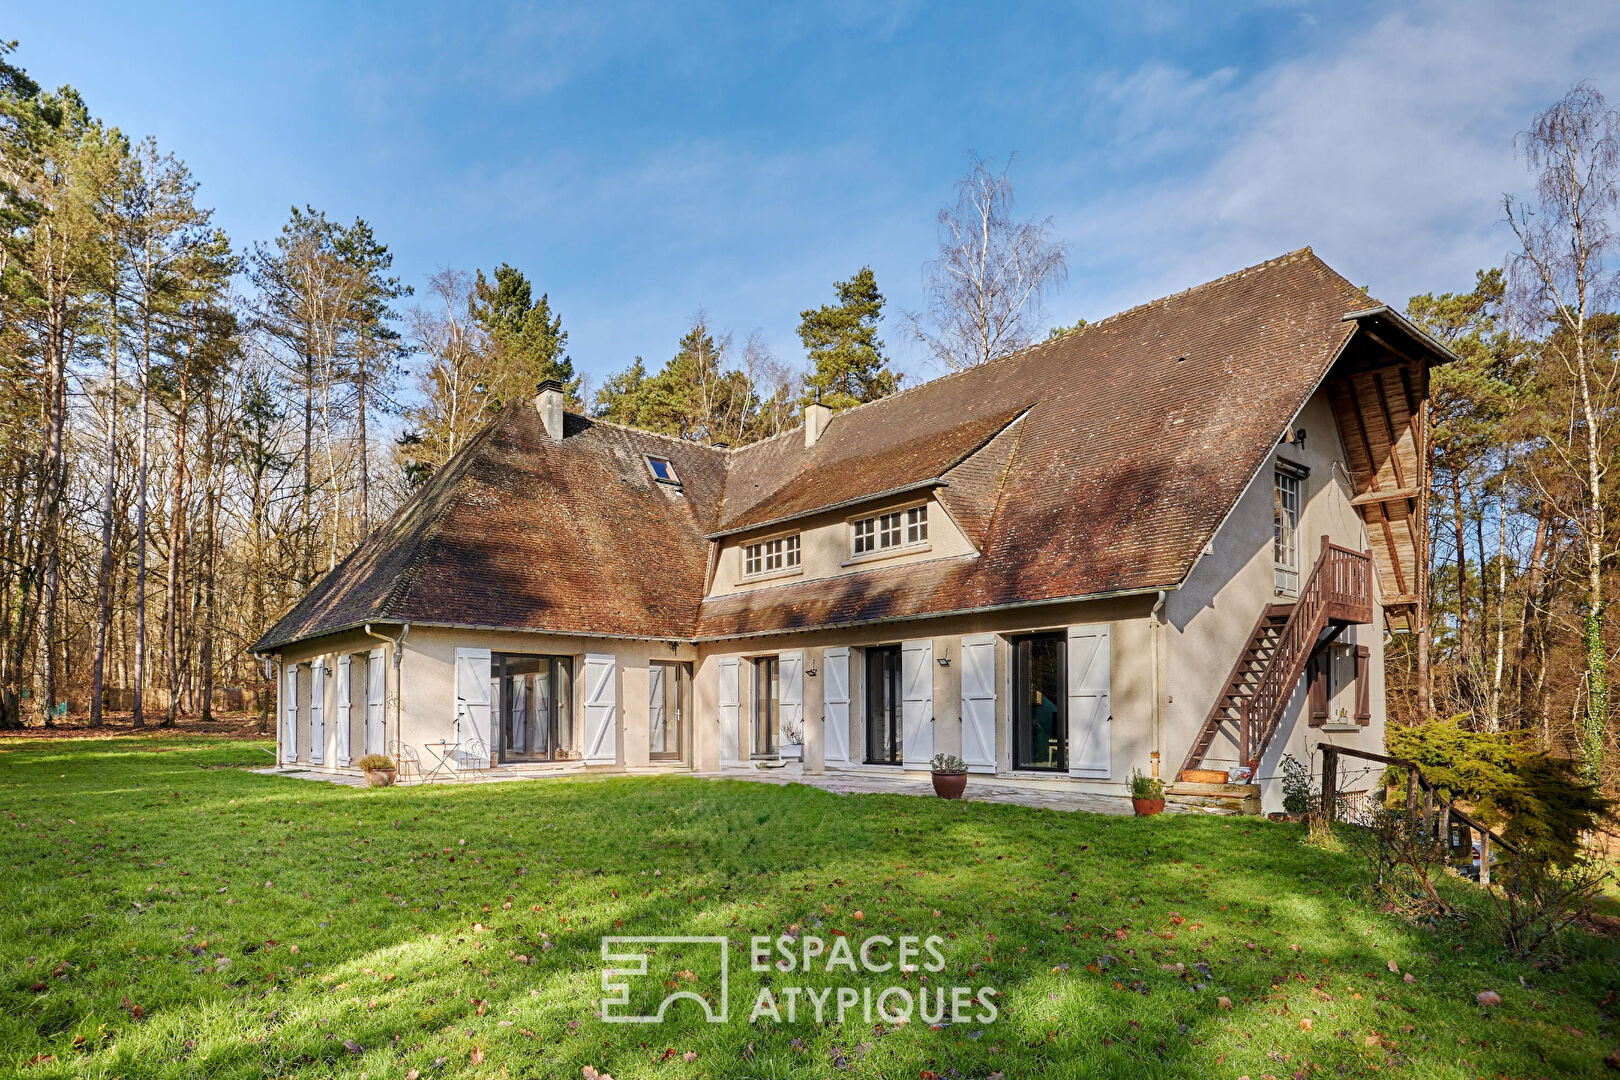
{"left": 493, "top": 654, "right": 574, "bottom": 763}
{"left": 645, "top": 455, "right": 679, "bottom": 485}
{"left": 852, "top": 504, "right": 928, "bottom": 558}
{"left": 743, "top": 534, "right": 800, "bottom": 578}
{"left": 1273, "top": 469, "right": 1301, "bottom": 594}
{"left": 906, "top": 504, "right": 928, "bottom": 544}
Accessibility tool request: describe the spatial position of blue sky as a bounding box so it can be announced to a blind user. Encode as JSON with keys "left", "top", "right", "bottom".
{"left": 12, "top": 1, "right": 1620, "bottom": 397}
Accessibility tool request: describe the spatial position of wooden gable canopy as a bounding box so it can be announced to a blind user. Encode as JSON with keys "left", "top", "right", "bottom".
{"left": 1326, "top": 307, "right": 1456, "bottom": 632}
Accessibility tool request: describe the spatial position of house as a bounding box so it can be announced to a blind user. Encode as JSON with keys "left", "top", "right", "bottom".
{"left": 251, "top": 249, "right": 1450, "bottom": 812}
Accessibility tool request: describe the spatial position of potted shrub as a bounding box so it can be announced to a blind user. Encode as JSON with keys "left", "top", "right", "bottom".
{"left": 357, "top": 754, "right": 397, "bottom": 788}
{"left": 930, "top": 753, "right": 969, "bottom": 799}
{"left": 1129, "top": 769, "right": 1166, "bottom": 816}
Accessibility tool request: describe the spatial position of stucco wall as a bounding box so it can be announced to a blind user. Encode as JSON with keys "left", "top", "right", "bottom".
{"left": 1163, "top": 387, "right": 1388, "bottom": 811}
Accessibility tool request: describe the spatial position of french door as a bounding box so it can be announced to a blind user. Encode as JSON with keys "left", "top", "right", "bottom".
{"left": 752, "top": 656, "right": 778, "bottom": 758}
{"left": 1013, "top": 633, "right": 1066, "bottom": 771}
{"left": 495, "top": 654, "right": 575, "bottom": 762}
{"left": 649, "top": 661, "right": 691, "bottom": 762}
{"left": 865, "top": 644, "right": 902, "bottom": 765}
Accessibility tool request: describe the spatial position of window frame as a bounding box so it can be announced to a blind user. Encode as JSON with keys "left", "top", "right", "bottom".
{"left": 847, "top": 500, "right": 932, "bottom": 563}
{"left": 1273, "top": 464, "right": 1304, "bottom": 595}
{"left": 739, "top": 530, "right": 803, "bottom": 582}
{"left": 644, "top": 454, "right": 681, "bottom": 486}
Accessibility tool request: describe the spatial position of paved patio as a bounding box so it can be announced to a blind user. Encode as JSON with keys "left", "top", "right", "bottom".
{"left": 252, "top": 762, "right": 1231, "bottom": 815}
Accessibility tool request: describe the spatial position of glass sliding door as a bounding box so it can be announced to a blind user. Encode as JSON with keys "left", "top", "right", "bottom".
{"left": 649, "top": 661, "right": 691, "bottom": 761}
{"left": 1013, "top": 634, "right": 1066, "bottom": 771}
{"left": 864, "top": 644, "right": 902, "bottom": 765}
{"left": 752, "top": 656, "right": 778, "bottom": 758}
{"left": 495, "top": 654, "right": 575, "bottom": 762}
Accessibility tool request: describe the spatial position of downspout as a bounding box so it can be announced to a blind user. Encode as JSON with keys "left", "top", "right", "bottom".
{"left": 1150, "top": 591, "right": 1167, "bottom": 779}
{"left": 365, "top": 623, "right": 410, "bottom": 753}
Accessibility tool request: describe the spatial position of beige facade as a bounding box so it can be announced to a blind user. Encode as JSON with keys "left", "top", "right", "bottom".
{"left": 269, "top": 383, "right": 1388, "bottom": 813}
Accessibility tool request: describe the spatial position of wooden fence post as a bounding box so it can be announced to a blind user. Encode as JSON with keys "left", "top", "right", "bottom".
{"left": 1479, "top": 832, "right": 1491, "bottom": 887}
{"left": 1319, "top": 745, "right": 1338, "bottom": 825}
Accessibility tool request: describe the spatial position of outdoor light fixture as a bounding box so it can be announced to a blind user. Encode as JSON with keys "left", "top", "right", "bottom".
{"left": 805, "top": 667, "right": 817, "bottom": 677}
{"left": 936, "top": 647, "right": 952, "bottom": 668}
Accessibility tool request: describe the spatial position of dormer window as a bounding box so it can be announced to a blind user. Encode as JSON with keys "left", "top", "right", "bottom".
{"left": 645, "top": 455, "right": 679, "bottom": 486}
{"left": 851, "top": 503, "right": 928, "bottom": 558}
{"left": 743, "top": 533, "right": 800, "bottom": 579}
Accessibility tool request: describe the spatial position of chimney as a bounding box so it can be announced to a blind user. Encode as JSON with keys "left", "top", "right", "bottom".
{"left": 804, "top": 398, "right": 831, "bottom": 449}
{"left": 534, "top": 378, "right": 565, "bottom": 440}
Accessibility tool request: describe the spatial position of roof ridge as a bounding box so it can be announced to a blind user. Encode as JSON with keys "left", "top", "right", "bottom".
{"left": 1063, "top": 247, "right": 1320, "bottom": 337}
{"left": 577, "top": 414, "right": 734, "bottom": 454}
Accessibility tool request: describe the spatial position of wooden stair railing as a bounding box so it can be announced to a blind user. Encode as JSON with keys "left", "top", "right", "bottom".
{"left": 1179, "top": 536, "right": 1373, "bottom": 779}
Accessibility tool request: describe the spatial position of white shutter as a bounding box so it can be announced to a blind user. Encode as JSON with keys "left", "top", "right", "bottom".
{"left": 365, "top": 649, "right": 385, "bottom": 755}
{"left": 335, "top": 654, "right": 351, "bottom": 767}
{"left": 778, "top": 652, "right": 803, "bottom": 758}
{"left": 1067, "top": 625, "right": 1111, "bottom": 779}
{"left": 308, "top": 657, "right": 325, "bottom": 765}
{"left": 901, "top": 639, "right": 934, "bottom": 770}
{"left": 582, "top": 653, "right": 617, "bottom": 765}
{"left": 454, "top": 647, "right": 492, "bottom": 768}
{"left": 717, "top": 657, "right": 740, "bottom": 763}
{"left": 283, "top": 665, "right": 298, "bottom": 762}
{"left": 823, "top": 647, "right": 850, "bottom": 765}
{"left": 647, "top": 663, "right": 666, "bottom": 754}
{"left": 960, "top": 635, "right": 997, "bottom": 774}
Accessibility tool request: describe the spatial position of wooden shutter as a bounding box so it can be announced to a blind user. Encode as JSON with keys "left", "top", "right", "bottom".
{"left": 823, "top": 648, "right": 850, "bottom": 764}
{"left": 511, "top": 676, "right": 529, "bottom": 753}
{"left": 1308, "top": 651, "right": 1328, "bottom": 727}
{"left": 1354, "top": 644, "right": 1372, "bottom": 725}
{"left": 779, "top": 652, "right": 804, "bottom": 758}
{"left": 582, "top": 653, "right": 617, "bottom": 764}
{"left": 455, "top": 647, "right": 492, "bottom": 767}
{"left": 900, "top": 639, "right": 934, "bottom": 770}
{"left": 365, "top": 649, "right": 385, "bottom": 755}
{"left": 335, "top": 654, "right": 351, "bottom": 767}
{"left": 1067, "top": 625, "right": 1111, "bottom": 778}
{"left": 308, "top": 656, "right": 326, "bottom": 765}
{"left": 960, "top": 634, "right": 997, "bottom": 773}
{"left": 283, "top": 665, "right": 298, "bottom": 762}
{"left": 717, "top": 657, "right": 740, "bottom": 763}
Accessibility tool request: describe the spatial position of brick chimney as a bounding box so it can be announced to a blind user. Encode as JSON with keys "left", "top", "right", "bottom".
{"left": 804, "top": 398, "right": 831, "bottom": 449}
{"left": 534, "top": 378, "right": 565, "bottom": 440}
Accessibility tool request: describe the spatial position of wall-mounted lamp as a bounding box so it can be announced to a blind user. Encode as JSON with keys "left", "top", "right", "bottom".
{"left": 805, "top": 667, "right": 817, "bottom": 678}
{"left": 936, "top": 646, "right": 952, "bottom": 668}
{"left": 1283, "top": 426, "right": 1307, "bottom": 449}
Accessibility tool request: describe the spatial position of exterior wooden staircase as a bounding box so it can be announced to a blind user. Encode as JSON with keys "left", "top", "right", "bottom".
{"left": 1177, "top": 536, "right": 1373, "bottom": 788}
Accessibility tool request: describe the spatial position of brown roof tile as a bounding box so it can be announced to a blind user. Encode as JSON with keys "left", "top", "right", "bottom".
{"left": 256, "top": 248, "right": 1384, "bottom": 650}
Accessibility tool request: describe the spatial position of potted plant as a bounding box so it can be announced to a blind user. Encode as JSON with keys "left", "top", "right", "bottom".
{"left": 357, "top": 754, "right": 397, "bottom": 788}
{"left": 930, "top": 753, "right": 969, "bottom": 799}
{"left": 1129, "top": 769, "right": 1166, "bottom": 816}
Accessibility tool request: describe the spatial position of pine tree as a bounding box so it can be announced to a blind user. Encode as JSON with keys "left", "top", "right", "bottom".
{"left": 471, "top": 264, "right": 577, "bottom": 405}
{"left": 799, "top": 267, "right": 897, "bottom": 409}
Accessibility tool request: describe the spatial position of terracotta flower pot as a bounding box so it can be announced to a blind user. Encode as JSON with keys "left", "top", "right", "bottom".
{"left": 364, "top": 768, "right": 397, "bottom": 788}
{"left": 1131, "top": 797, "right": 1166, "bottom": 816}
{"left": 931, "top": 771, "right": 968, "bottom": 799}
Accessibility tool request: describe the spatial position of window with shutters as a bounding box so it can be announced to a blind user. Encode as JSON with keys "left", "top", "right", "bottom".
{"left": 742, "top": 533, "right": 801, "bottom": 579}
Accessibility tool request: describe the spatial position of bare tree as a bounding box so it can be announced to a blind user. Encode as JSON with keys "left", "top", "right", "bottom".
{"left": 910, "top": 153, "right": 1068, "bottom": 370}
{"left": 1506, "top": 82, "right": 1620, "bottom": 783}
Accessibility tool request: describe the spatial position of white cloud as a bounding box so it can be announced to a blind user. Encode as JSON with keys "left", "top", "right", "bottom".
{"left": 1057, "top": 0, "right": 1620, "bottom": 318}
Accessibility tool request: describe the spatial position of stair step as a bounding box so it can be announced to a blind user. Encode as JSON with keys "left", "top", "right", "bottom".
{"left": 1178, "top": 768, "right": 1230, "bottom": 784}
{"left": 1168, "top": 781, "right": 1260, "bottom": 798}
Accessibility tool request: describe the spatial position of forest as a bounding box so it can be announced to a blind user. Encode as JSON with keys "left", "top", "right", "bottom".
{"left": 3, "top": 41, "right": 1619, "bottom": 791}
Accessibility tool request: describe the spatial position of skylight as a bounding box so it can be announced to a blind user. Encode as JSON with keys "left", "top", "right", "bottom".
{"left": 645, "top": 455, "right": 680, "bottom": 486}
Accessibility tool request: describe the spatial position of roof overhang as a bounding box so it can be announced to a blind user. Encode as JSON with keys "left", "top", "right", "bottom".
{"left": 1341, "top": 305, "right": 1461, "bottom": 366}
{"left": 705, "top": 477, "right": 947, "bottom": 540}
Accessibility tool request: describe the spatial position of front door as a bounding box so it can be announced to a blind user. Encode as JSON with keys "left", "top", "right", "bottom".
{"left": 496, "top": 654, "right": 574, "bottom": 762}
{"left": 865, "top": 645, "right": 902, "bottom": 765}
{"left": 1013, "top": 633, "right": 1066, "bottom": 771}
{"left": 751, "top": 656, "right": 778, "bottom": 758}
{"left": 649, "top": 661, "right": 690, "bottom": 762}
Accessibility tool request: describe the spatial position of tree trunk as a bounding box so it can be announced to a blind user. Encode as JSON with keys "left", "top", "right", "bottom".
{"left": 91, "top": 275, "right": 119, "bottom": 728}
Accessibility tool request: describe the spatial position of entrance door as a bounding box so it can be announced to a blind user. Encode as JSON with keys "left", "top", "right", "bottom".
{"left": 649, "top": 661, "right": 691, "bottom": 762}
{"left": 865, "top": 645, "right": 902, "bottom": 765}
{"left": 751, "top": 656, "right": 778, "bottom": 758}
{"left": 1013, "top": 633, "right": 1066, "bottom": 771}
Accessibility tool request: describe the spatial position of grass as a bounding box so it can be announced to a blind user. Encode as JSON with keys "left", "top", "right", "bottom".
{"left": 0, "top": 735, "right": 1615, "bottom": 1079}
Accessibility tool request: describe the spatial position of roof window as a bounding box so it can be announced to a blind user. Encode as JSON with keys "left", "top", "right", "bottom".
{"left": 645, "top": 455, "right": 680, "bottom": 486}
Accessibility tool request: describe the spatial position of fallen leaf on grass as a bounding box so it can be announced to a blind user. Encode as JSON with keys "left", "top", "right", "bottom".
{"left": 1476, "top": 990, "right": 1502, "bottom": 1007}
{"left": 469, "top": 1046, "right": 484, "bottom": 1065}
{"left": 343, "top": 1039, "right": 363, "bottom": 1055}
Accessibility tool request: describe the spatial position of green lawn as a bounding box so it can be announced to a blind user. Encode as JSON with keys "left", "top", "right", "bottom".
{"left": 1, "top": 736, "right": 1614, "bottom": 1079}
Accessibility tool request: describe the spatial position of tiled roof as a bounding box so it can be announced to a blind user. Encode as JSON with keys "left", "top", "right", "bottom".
{"left": 255, "top": 248, "right": 1385, "bottom": 650}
